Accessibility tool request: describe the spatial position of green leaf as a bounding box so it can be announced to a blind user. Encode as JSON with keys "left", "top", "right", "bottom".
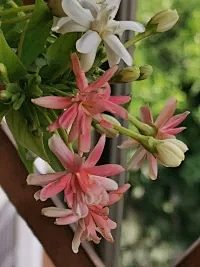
{"left": 5, "top": 108, "right": 49, "bottom": 161}
{"left": 0, "top": 30, "right": 26, "bottom": 81}
{"left": 17, "top": 142, "right": 35, "bottom": 173}
{"left": 0, "top": 104, "right": 10, "bottom": 122}
{"left": 40, "top": 33, "right": 78, "bottom": 80}
{"left": 19, "top": 0, "right": 53, "bottom": 67}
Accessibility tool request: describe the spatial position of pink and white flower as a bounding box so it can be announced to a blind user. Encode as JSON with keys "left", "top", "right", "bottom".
{"left": 41, "top": 184, "right": 130, "bottom": 253}
{"left": 119, "top": 98, "right": 189, "bottom": 180}
{"left": 52, "top": 0, "right": 145, "bottom": 71}
{"left": 32, "top": 53, "right": 130, "bottom": 155}
{"left": 27, "top": 134, "right": 124, "bottom": 218}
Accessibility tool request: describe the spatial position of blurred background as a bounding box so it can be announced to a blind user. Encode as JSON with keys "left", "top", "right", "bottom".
{"left": 121, "top": 0, "right": 200, "bottom": 266}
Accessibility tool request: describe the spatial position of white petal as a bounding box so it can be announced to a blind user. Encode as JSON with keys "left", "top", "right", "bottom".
{"left": 96, "top": 176, "right": 118, "bottom": 191}
{"left": 119, "top": 21, "right": 145, "bottom": 33}
{"left": 53, "top": 17, "right": 87, "bottom": 34}
{"left": 103, "top": 34, "right": 133, "bottom": 66}
{"left": 80, "top": 0, "right": 100, "bottom": 17}
{"left": 104, "top": 0, "right": 121, "bottom": 19}
{"left": 62, "top": 0, "right": 94, "bottom": 28}
{"left": 104, "top": 42, "right": 120, "bottom": 67}
{"left": 76, "top": 30, "right": 101, "bottom": 54}
{"left": 72, "top": 226, "right": 84, "bottom": 253}
{"left": 80, "top": 42, "right": 100, "bottom": 72}
{"left": 41, "top": 207, "right": 73, "bottom": 218}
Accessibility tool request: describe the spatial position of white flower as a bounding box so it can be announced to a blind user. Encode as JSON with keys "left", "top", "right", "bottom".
{"left": 52, "top": 0, "right": 145, "bottom": 71}
{"left": 156, "top": 139, "right": 188, "bottom": 167}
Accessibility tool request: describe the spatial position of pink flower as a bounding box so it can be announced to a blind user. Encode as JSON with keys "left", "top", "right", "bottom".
{"left": 41, "top": 184, "right": 130, "bottom": 253}
{"left": 119, "top": 98, "right": 189, "bottom": 180}
{"left": 32, "top": 53, "right": 130, "bottom": 155}
{"left": 27, "top": 134, "right": 124, "bottom": 217}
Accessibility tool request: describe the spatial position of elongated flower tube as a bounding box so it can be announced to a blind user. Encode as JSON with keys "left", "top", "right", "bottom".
{"left": 119, "top": 98, "right": 189, "bottom": 180}
{"left": 41, "top": 184, "right": 130, "bottom": 253}
{"left": 52, "top": 0, "right": 145, "bottom": 71}
{"left": 32, "top": 53, "right": 130, "bottom": 155}
{"left": 27, "top": 134, "right": 124, "bottom": 218}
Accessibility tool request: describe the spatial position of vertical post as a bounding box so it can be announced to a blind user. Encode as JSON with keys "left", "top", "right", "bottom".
{"left": 98, "top": 1, "right": 137, "bottom": 267}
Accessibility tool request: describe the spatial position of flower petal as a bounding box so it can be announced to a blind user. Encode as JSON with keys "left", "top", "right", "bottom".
{"left": 32, "top": 96, "right": 72, "bottom": 109}
{"left": 58, "top": 104, "right": 78, "bottom": 129}
{"left": 55, "top": 214, "right": 79, "bottom": 225}
{"left": 108, "top": 96, "right": 131, "bottom": 105}
{"left": 78, "top": 114, "right": 92, "bottom": 154}
{"left": 118, "top": 21, "right": 145, "bottom": 33}
{"left": 27, "top": 172, "right": 66, "bottom": 186}
{"left": 80, "top": 48, "right": 98, "bottom": 72}
{"left": 48, "top": 135, "right": 74, "bottom": 171}
{"left": 42, "top": 207, "right": 73, "bottom": 217}
{"left": 103, "top": 100, "right": 128, "bottom": 119}
{"left": 71, "top": 53, "right": 88, "bottom": 91}
{"left": 87, "top": 164, "right": 124, "bottom": 177}
{"left": 62, "top": 0, "right": 93, "bottom": 28}
{"left": 118, "top": 139, "right": 138, "bottom": 149}
{"left": 147, "top": 153, "right": 158, "bottom": 180}
{"left": 76, "top": 30, "right": 101, "bottom": 54}
{"left": 80, "top": 0, "right": 100, "bottom": 18}
{"left": 86, "top": 65, "right": 118, "bottom": 92}
{"left": 161, "top": 111, "right": 190, "bottom": 131}
{"left": 72, "top": 225, "right": 84, "bottom": 253}
{"left": 104, "top": 42, "right": 121, "bottom": 67}
{"left": 107, "top": 183, "right": 131, "bottom": 205}
{"left": 95, "top": 176, "right": 118, "bottom": 191}
{"left": 103, "top": 34, "right": 133, "bottom": 66}
{"left": 140, "top": 105, "right": 153, "bottom": 124}
{"left": 154, "top": 98, "right": 177, "bottom": 128}
{"left": 52, "top": 17, "right": 87, "bottom": 34}
{"left": 127, "top": 146, "right": 146, "bottom": 169}
{"left": 84, "top": 135, "right": 106, "bottom": 168}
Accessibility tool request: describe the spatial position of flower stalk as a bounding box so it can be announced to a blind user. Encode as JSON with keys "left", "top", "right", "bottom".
{"left": 0, "top": 4, "right": 35, "bottom": 17}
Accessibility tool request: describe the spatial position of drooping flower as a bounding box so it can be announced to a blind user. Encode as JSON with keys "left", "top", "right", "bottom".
{"left": 27, "top": 134, "right": 124, "bottom": 218}
{"left": 41, "top": 184, "right": 130, "bottom": 253}
{"left": 32, "top": 53, "right": 130, "bottom": 154}
{"left": 119, "top": 98, "right": 189, "bottom": 180}
{"left": 52, "top": 0, "right": 145, "bottom": 71}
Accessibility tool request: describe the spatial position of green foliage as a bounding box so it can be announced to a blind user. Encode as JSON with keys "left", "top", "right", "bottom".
{"left": 0, "top": 30, "right": 26, "bottom": 81}
{"left": 19, "top": 0, "right": 53, "bottom": 67}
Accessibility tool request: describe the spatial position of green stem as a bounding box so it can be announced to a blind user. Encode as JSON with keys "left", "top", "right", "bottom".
{"left": 1, "top": 13, "right": 32, "bottom": 25}
{"left": 0, "top": 5, "right": 35, "bottom": 17}
{"left": 128, "top": 114, "right": 157, "bottom": 136}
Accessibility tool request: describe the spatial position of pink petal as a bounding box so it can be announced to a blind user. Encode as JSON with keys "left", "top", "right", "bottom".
{"left": 71, "top": 53, "right": 88, "bottom": 92}
{"left": 147, "top": 153, "right": 158, "bottom": 180}
{"left": 118, "top": 139, "right": 138, "bottom": 149}
{"left": 103, "top": 100, "right": 128, "bottom": 119}
{"left": 86, "top": 65, "right": 118, "bottom": 92}
{"left": 55, "top": 214, "right": 79, "bottom": 225}
{"left": 108, "top": 95, "right": 131, "bottom": 105}
{"left": 87, "top": 164, "right": 124, "bottom": 177}
{"left": 58, "top": 104, "right": 78, "bottom": 129}
{"left": 161, "top": 111, "right": 190, "bottom": 130}
{"left": 107, "top": 184, "right": 131, "bottom": 205}
{"left": 163, "top": 127, "right": 186, "bottom": 135}
{"left": 95, "top": 176, "right": 118, "bottom": 191}
{"left": 78, "top": 114, "right": 92, "bottom": 154}
{"left": 48, "top": 135, "right": 75, "bottom": 171}
{"left": 27, "top": 172, "right": 66, "bottom": 186}
{"left": 127, "top": 146, "right": 146, "bottom": 169}
{"left": 32, "top": 96, "right": 72, "bottom": 109}
{"left": 84, "top": 135, "right": 106, "bottom": 168}
{"left": 68, "top": 116, "right": 79, "bottom": 143}
{"left": 154, "top": 98, "right": 177, "bottom": 128}
{"left": 140, "top": 105, "right": 153, "bottom": 124}
{"left": 106, "top": 218, "right": 117, "bottom": 230}
{"left": 40, "top": 175, "right": 67, "bottom": 201}
{"left": 47, "top": 119, "right": 60, "bottom": 132}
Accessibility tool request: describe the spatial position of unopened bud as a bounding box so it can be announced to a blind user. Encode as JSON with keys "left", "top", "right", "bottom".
{"left": 150, "top": 9, "right": 179, "bottom": 32}
{"left": 138, "top": 65, "right": 153, "bottom": 80}
{"left": 110, "top": 67, "right": 140, "bottom": 84}
{"left": 95, "top": 115, "right": 120, "bottom": 138}
{"left": 156, "top": 139, "right": 188, "bottom": 167}
{"left": 0, "top": 90, "right": 12, "bottom": 100}
{"left": 48, "top": 0, "right": 65, "bottom": 17}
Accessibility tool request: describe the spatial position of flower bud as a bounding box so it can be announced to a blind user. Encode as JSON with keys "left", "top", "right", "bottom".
{"left": 138, "top": 65, "right": 153, "bottom": 80}
{"left": 0, "top": 90, "right": 12, "bottom": 101}
{"left": 48, "top": 0, "right": 65, "bottom": 17}
{"left": 150, "top": 9, "right": 179, "bottom": 32}
{"left": 110, "top": 67, "right": 140, "bottom": 84}
{"left": 156, "top": 139, "right": 188, "bottom": 167}
{"left": 95, "top": 114, "right": 120, "bottom": 138}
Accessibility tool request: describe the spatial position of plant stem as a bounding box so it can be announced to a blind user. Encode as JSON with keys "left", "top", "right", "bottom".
{"left": 0, "top": 5, "right": 35, "bottom": 17}
{"left": 128, "top": 114, "right": 157, "bottom": 136}
{"left": 1, "top": 13, "right": 32, "bottom": 25}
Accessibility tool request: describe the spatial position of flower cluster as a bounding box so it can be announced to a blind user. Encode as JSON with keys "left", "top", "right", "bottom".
{"left": 0, "top": 0, "right": 187, "bottom": 254}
